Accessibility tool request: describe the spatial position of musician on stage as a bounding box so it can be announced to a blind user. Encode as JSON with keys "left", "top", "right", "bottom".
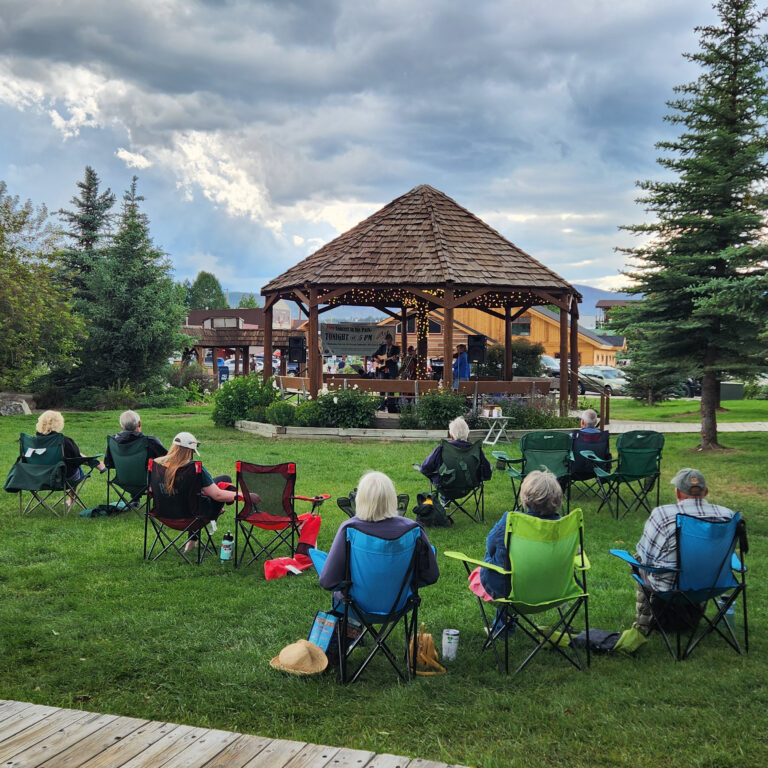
{"left": 372, "top": 333, "right": 400, "bottom": 379}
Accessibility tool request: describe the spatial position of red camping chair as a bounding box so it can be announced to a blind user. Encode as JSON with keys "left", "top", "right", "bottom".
{"left": 144, "top": 459, "right": 217, "bottom": 565}
{"left": 234, "top": 461, "right": 329, "bottom": 567}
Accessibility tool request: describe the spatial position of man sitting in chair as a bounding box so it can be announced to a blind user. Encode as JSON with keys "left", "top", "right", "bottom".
{"left": 418, "top": 416, "right": 492, "bottom": 485}
{"left": 104, "top": 410, "right": 166, "bottom": 469}
{"left": 633, "top": 468, "right": 735, "bottom": 634}
{"left": 573, "top": 408, "right": 600, "bottom": 435}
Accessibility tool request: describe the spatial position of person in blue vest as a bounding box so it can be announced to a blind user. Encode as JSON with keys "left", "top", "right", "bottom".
{"left": 452, "top": 343, "right": 471, "bottom": 389}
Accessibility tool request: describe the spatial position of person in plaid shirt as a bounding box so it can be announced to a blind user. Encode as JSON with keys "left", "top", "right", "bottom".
{"left": 634, "top": 468, "right": 734, "bottom": 633}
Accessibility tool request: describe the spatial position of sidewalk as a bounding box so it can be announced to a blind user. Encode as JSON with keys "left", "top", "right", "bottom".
{"left": 607, "top": 420, "right": 768, "bottom": 433}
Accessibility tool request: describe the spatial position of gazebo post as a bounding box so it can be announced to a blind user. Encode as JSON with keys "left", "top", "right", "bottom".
{"left": 416, "top": 301, "right": 429, "bottom": 378}
{"left": 559, "top": 308, "right": 568, "bottom": 416}
{"left": 263, "top": 301, "right": 273, "bottom": 381}
{"left": 504, "top": 304, "right": 513, "bottom": 381}
{"left": 443, "top": 287, "right": 454, "bottom": 390}
{"left": 400, "top": 307, "right": 408, "bottom": 364}
{"left": 569, "top": 299, "right": 579, "bottom": 409}
{"left": 308, "top": 287, "right": 319, "bottom": 398}
{"left": 210, "top": 347, "right": 218, "bottom": 390}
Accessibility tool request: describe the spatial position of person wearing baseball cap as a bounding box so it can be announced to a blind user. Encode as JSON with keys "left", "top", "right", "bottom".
{"left": 633, "top": 467, "right": 735, "bottom": 634}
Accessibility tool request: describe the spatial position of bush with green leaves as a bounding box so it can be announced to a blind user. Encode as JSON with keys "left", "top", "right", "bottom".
{"left": 318, "top": 388, "right": 377, "bottom": 428}
{"left": 495, "top": 395, "right": 576, "bottom": 430}
{"left": 414, "top": 389, "right": 467, "bottom": 429}
{"left": 212, "top": 374, "right": 278, "bottom": 426}
{"left": 398, "top": 403, "right": 420, "bottom": 429}
{"left": 137, "top": 388, "right": 187, "bottom": 409}
{"left": 294, "top": 399, "right": 324, "bottom": 427}
{"left": 68, "top": 381, "right": 140, "bottom": 411}
{"left": 265, "top": 401, "right": 295, "bottom": 426}
{"left": 474, "top": 339, "right": 544, "bottom": 378}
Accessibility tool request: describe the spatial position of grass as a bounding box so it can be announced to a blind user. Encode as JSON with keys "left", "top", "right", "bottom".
{"left": 0, "top": 406, "right": 766, "bottom": 768}
{"left": 605, "top": 397, "right": 768, "bottom": 423}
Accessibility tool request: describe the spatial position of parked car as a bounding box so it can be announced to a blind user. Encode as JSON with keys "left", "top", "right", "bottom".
{"left": 578, "top": 365, "right": 628, "bottom": 395}
{"left": 540, "top": 355, "right": 560, "bottom": 377}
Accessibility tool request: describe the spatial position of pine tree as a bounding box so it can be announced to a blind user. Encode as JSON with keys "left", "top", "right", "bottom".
{"left": 58, "top": 166, "right": 115, "bottom": 296}
{"left": 614, "top": 0, "right": 768, "bottom": 449}
{"left": 237, "top": 292, "right": 260, "bottom": 308}
{"left": 77, "top": 177, "right": 186, "bottom": 387}
{"left": 188, "top": 270, "right": 228, "bottom": 309}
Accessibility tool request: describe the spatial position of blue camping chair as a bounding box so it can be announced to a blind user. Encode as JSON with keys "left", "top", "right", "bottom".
{"left": 611, "top": 513, "right": 748, "bottom": 660}
{"left": 330, "top": 526, "right": 423, "bottom": 684}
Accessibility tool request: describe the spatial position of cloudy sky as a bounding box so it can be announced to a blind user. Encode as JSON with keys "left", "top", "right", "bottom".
{"left": 0, "top": 0, "right": 721, "bottom": 297}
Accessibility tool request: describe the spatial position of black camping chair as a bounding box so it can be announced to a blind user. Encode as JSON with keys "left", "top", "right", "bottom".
{"left": 569, "top": 429, "right": 611, "bottom": 502}
{"left": 423, "top": 440, "right": 486, "bottom": 523}
{"left": 4, "top": 432, "right": 100, "bottom": 516}
{"left": 106, "top": 435, "right": 150, "bottom": 514}
{"left": 144, "top": 459, "right": 217, "bottom": 565}
{"left": 234, "top": 461, "right": 328, "bottom": 567}
{"left": 611, "top": 513, "right": 748, "bottom": 660}
{"left": 335, "top": 525, "right": 423, "bottom": 684}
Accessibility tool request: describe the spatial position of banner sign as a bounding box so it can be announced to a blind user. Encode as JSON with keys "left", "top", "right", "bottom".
{"left": 320, "top": 323, "right": 391, "bottom": 356}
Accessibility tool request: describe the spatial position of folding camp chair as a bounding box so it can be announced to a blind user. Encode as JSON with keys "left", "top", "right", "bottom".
{"left": 335, "top": 526, "right": 422, "bottom": 683}
{"left": 4, "top": 432, "right": 100, "bottom": 516}
{"left": 144, "top": 459, "right": 217, "bottom": 565}
{"left": 425, "top": 440, "right": 486, "bottom": 523}
{"left": 583, "top": 430, "right": 664, "bottom": 519}
{"left": 106, "top": 435, "right": 150, "bottom": 514}
{"left": 610, "top": 513, "right": 748, "bottom": 660}
{"left": 446, "top": 508, "right": 590, "bottom": 675}
{"left": 493, "top": 430, "right": 572, "bottom": 513}
{"left": 569, "top": 429, "right": 611, "bottom": 503}
{"left": 234, "top": 461, "right": 328, "bottom": 567}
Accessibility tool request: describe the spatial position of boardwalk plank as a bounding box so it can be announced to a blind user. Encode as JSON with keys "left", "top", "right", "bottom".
{"left": 409, "top": 761, "right": 453, "bottom": 768}
{"left": 326, "top": 747, "right": 377, "bottom": 767}
{"left": 35, "top": 716, "right": 146, "bottom": 768}
{"left": 200, "top": 733, "right": 271, "bottom": 768}
{"left": 0, "top": 705, "right": 60, "bottom": 744}
{"left": 109, "top": 724, "right": 205, "bottom": 768}
{"left": 284, "top": 742, "right": 340, "bottom": 768}
{"left": 365, "top": 755, "right": 412, "bottom": 768}
{"left": 157, "top": 728, "right": 239, "bottom": 768}
{"left": 3, "top": 712, "right": 116, "bottom": 768}
{"left": 0, "top": 709, "right": 91, "bottom": 760}
{"left": 0, "top": 702, "right": 35, "bottom": 725}
{"left": 76, "top": 721, "right": 180, "bottom": 768}
{"left": 241, "top": 738, "right": 306, "bottom": 768}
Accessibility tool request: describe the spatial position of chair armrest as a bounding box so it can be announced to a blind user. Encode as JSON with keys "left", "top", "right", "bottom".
{"left": 444, "top": 551, "right": 508, "bottom": 574}
{"left": 574, "top": 552, "right": 591, "bottom": 571}
{"left": 293, "top": 494, "right": 330, "bottom": 503}
{"left": 731, "top": 553, "right": 748, "bottom": 573}
{"left": 580, "top": 450, "right": 612, "bottom": 465}
{"left": 609, "top": 549, "right": 678, "bottom": 573}
{"left": 491, "top": 450, "right": 511, "bottom": 462}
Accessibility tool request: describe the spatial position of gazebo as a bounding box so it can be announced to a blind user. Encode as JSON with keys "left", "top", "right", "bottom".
{"left": 261, "top": 185, "right": 581, "bottom": 410}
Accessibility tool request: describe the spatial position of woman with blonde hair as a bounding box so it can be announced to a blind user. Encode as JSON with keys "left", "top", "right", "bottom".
{"left": 318, "top": 470, "right": 439, "bottom": 592}
{"left": 35, "top": 410, "right": 106, "bottom": 504}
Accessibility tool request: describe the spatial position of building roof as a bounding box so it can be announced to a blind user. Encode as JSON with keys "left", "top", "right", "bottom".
{"left": 595, "top": 299, "right": 638, "bottom": 309}
{"left": 532, "top": 307, "right": 623, "bottom": 349}
{"left": 186, "top": 308, "right": 264, "bottom": 327}
{"left": 262, "top": 185, "right": 578, "bottom": 297}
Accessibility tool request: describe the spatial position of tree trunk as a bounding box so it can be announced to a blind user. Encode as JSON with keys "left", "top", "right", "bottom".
{"left": 699, "top": 371, "right": 721, "bottom": 449}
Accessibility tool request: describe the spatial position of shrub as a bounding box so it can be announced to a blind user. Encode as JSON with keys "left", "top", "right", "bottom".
{"left": 318, "top": 389, "right": 377, "bottom": 428}
{"left": 474, "top": 339, "right": 544, "bottom": 378}
{"left": 415, "top": 389, "right": 467, "bottom": 429}
{"left": 247, "top": 405, "right": 268, "bottom": 422}
{"left": 265, "top": 401, "right": 295, "bottom": 426}
{"left": 212, "top": 374, "right": 278, "bottom": 426}
{"left": 68, "top": 382, "right": 139, "bottom": 411}
{"left": 294, "top": 399, "right": 324, "bottom": 427}
{"left": 497, "top": 395, "right": 577, "bottom": 430}
{"left": 137, "top": 388, "right": 187, "bottom": 408}
{"left": 743, "top": 380, "right": 768, "bottom": 400}
{"left": 398, "top": 404, "right": 420, "bottom": 430}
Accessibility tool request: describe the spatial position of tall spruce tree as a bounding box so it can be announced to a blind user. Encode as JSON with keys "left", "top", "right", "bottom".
{"left": 188, "top": 270, "right": 228, "bottom": 309}
{"left": 237, "top": 292, "right": 260, "bottom": 308}
{"left": 58, "top": 166, "right": 115, "bottom": 296}
{"left": 77, "top": 177, "right": 186, "bottom": 387}
{"left": 614, "top": 0, "right": 768, "bottom": 449}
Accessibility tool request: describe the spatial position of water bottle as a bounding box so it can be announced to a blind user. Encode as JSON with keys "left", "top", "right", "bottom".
{"left": 220, "top": 531, "right": 234, "bottom": 562}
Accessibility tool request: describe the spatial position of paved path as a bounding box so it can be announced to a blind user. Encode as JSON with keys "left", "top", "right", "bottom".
{"left": 607, "top": 420, "right": 768, "bottom": 433}
{"left": 0, "top": 700, "right": 467, "bottom": 768}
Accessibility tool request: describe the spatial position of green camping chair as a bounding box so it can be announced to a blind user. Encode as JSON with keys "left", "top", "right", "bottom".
{"left": 582, "top": 430, "right": 664, "bottom": 519}
{"left": 493, "top": 430, "right": 572, "bottom": 513}
{"left": 106, "top": 435, "right": 151, "bottom": 514}
{"left": 427, "top": 440, "right": 487, "bottom": 523}
{"left": 446, "top": 508, "right": 590, "bottom": 675}
{"left": 4, "top": 432, "right": 100, "bottom": 516}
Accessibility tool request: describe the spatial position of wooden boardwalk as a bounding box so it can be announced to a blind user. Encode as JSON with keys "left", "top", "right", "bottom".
{"left": 0, "top": 700, "right": 467, "bottom": 768}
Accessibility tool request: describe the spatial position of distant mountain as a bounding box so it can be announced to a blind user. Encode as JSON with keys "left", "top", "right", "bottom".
{"left": 573, "top": 284, "right": 638, "bottom": 316}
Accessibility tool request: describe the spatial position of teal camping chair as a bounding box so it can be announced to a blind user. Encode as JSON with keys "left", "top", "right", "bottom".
{"left": 611, "top": 513, "right": 748, "bottom": 660}
{"left": 425, "top": 439, "right": 487, "bottom": 522}
{"left": 493, "top": 430, "right": 572, "bottom": 513}
{"left": 446, "top": 508, "right": 590, "bottom": 674}
{"left": 4, "top": 432, "right": 100, "bottom": 515}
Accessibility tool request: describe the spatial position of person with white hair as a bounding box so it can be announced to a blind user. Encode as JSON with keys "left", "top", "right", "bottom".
{"left": 578, "top": 409, "right": 600, "bottom": 434}
{"left": 419, "top": 416, "right": 492, "bottom": 484}
{"left": 318, "top": 471, "right": 439, "bottom": 592}
{"left": 104, "top": 410, "right": 167, "bottom": 468}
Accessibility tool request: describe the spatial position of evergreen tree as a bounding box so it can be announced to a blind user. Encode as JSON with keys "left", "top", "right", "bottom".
{"left": 58, "top": 166, "right": 115, "bottom": 295}
{"left": 614, "top": 0, "right": 768, "bottom": 449}
{"left": 237, "top": 292, "right": 260, "bottom": 308}
{"left": 77, "top": 177, "right": 186, "bottom": 387}
{"left": 188, "top": 270, "right": 228, "bottom": 309}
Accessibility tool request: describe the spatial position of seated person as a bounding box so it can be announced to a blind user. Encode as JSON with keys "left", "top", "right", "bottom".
{"left": 153, "top": 432, "right": 245, "bottom": 553}
{"left": 35, "top": 410, "right": 106, "bottom": 504}
{"left": 633, "top": 468, "right": 735, "bottom": 634}
{"left": 318, "top": 471, "right": 439, "bottom": 596}
{"left": 469, "top": 470, "right": 563, "bottom": 602}
{"left": 574, "top": 408, "right": 600, "bottom": 435}
{"left": 419, "top": 416, "right": 492, "bottom": 484}
{"left": 104, "top": 409, "right": 167, "bottom": 468}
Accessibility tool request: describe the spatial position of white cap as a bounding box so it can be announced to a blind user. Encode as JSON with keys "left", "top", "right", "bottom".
{"left": 172, "top": 431, "right": 200, "bottom": 456}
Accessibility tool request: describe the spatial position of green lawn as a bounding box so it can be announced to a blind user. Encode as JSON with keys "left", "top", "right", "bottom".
{"left": 604, "top": 397, "right": 768, "bottom": 423}
{"left": 0, "top": 407, "right": 766, "bottom": 768}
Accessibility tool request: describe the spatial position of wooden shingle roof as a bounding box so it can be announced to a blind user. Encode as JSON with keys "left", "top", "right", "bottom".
{"left": 262, "top": 185, "right": 577, "bottom": 296}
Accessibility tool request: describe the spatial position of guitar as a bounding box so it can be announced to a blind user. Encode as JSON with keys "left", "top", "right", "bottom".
{"left": 373, "top": 348, "right": 399, "bottom": 374}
